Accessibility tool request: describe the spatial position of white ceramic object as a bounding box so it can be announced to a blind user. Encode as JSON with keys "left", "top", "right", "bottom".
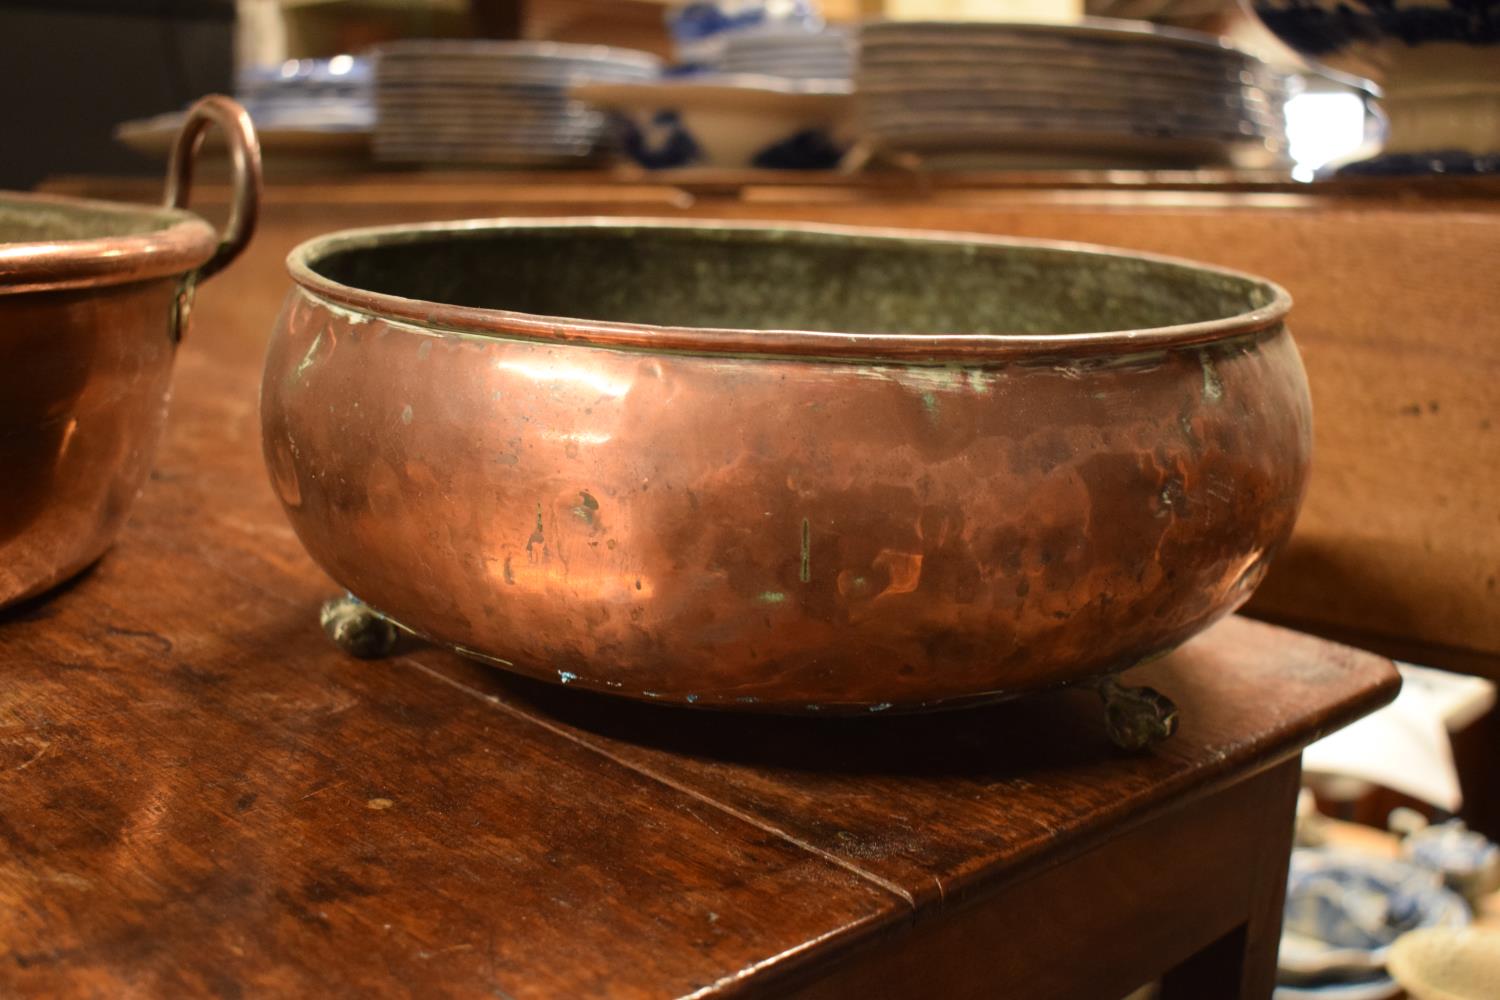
{"left": 1389, "top": 927, "right": 1500, "bottom": 1000}
{"left": 1250, "top": 0, "right": 1500, "bottom": 165}
{"left": 572, "top": 76, "right": 853, "bottom": 169}
{"left": 371, "top": 40, "right": 660, "bottom": 167}
{"left": 721, "top": 26, "right": 855, "bottom": 80}
{"left": 854, "top": 18, "right": 1287, "bottom": 169}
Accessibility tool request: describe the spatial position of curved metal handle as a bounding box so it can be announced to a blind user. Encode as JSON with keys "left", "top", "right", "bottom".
{"left": 164, "top": 95, "right": 263, "bottom": 282}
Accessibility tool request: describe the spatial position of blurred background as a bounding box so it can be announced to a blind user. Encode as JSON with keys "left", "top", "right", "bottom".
{"left": 0, "top": 0, "right": 1379, "bottom": 188}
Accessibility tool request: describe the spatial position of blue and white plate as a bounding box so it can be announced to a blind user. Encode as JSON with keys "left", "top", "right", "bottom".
{"left": 1275, "top": 848, "right": 1471, "bottom": 1000}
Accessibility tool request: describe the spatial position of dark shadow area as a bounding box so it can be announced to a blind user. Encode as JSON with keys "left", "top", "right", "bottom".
{"left": 0, "top": 2, "right": 233, "bottom": 189}
{"left": 429, "top": 651, "right": 1130, "bottom": 782}
{"left": 0, "top": 559, "right": 100, "bottom": 625}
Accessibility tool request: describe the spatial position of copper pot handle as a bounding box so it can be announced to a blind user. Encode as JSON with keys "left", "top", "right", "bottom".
{"left": 164, "top": 95, "right": 263, "bottom": 282}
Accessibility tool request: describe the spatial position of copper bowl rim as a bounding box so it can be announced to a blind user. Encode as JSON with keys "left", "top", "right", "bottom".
{"left": 286, "top": 216, "right": 1293, "bottom": 362}
{"left": 0, "top": 191, "right": 218, "bottom": 295}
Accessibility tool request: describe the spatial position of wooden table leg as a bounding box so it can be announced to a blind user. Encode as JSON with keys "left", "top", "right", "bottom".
{"left": 1161, "top": 759, "right": 1302, "bottom": 1000}
{"left": 787, "top": 757, "right": 1308, "bottom": 1000}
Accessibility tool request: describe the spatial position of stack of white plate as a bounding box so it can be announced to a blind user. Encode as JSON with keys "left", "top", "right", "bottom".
{"left": 857, "top": 19, "right": 1290, "bottom": 170}
{"left": 374, "top": 41, "right": 661, "bottom": 167}
{"left": 721, "top": 26, "right": 854, "bottom": 82}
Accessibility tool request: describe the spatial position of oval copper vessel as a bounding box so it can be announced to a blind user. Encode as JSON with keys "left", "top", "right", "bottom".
{"left": 263, "top": 219, "right": 1308, "bottom": 712}
{"left": 0, "top": 96, "right": 261, "bottom": 608}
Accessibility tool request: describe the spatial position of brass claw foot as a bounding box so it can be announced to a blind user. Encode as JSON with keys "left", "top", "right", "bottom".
{"left": 320, "top": 594, "right": 397, "bottom": 659}
{"left": 1093, "top": 676, "right": 1179, "bottom": 751}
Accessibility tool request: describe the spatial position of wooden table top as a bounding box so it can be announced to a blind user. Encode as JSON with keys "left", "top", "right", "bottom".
{"left": 0, "top": 270, "right": 1401, "bottom": 997}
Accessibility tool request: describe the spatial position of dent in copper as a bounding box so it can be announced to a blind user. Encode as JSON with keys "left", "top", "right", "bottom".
{"left": 261, "top": 221, "right": 1311, "bottom": 712}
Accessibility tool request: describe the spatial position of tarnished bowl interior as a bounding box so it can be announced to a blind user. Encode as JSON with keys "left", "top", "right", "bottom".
{"left": 0, "top": 194, "right": 193, "bottom": 243}
{"left": 269, "top": 220, "right": 1306, "bottom": 712}
{"left": 307, "top": 224, "right": 1278, "bottom": 338}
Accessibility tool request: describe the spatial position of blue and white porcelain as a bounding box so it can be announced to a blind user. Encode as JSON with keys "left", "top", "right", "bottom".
{"left": 666, "top": 0, "right": 823, "bottom": 71}
{"left": 1398, "top": 817, "right": 1500, "bottom": 905}
{"left": 1250, "top": 0, "right": 1500, "bottom": 170}
{"left": 1276, "top": 848, "right": 1471, "bottom": 1000}
{"left": 572, "top": 76, "right": 851, "bottom": 169}
{"left": 236, "top": 55, "right": 374, "bottom": 131}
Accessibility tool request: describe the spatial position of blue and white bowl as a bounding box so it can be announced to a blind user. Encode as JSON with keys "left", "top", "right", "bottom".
{"left": 572, "top": 76, "right": 852, "bottom": 169}
{"left": 1250, "top": 0, "right": 1500, "bottom": 170}
{"left": 1277, "top": 848, "right": 1471, "bottom": 999}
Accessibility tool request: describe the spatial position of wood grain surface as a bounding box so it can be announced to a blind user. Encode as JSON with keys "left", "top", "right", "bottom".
{"left": 1, "top": 174, "right": 1404, "bottom": 997}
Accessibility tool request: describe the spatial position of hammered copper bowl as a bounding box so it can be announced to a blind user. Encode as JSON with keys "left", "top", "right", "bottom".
{"left": 262, "top": 219, "right": 1307, "bottom": 713}
{"left": 0, "top": 96, "right": 260, "bottom": 609}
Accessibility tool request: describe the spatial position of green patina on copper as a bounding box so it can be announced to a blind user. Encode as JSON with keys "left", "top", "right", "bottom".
{"left": 310, "top": 225, "right": 1274, "bottom": 339}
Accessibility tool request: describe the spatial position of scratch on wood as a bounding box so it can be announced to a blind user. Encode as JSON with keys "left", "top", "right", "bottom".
{"left": 8, "top": 741, "right": 51, "bottom": 773}
{"left": 297, "top": 779, "right": 343, "bottom": 802}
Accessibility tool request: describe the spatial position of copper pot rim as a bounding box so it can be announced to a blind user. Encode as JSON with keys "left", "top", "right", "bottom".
{"left": 0, "top": 190, "right": 218, "bottom": 295}
{"left": 286, "top": 216, "right": 1294, "bottom": 362}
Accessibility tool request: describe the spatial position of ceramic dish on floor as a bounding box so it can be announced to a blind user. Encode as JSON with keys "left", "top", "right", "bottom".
{"left": 1388, "top": 927, "right": 1500, "bottom": 1000}
{"left": 1277, "top": 849, "right": 1472, "bottom": 999}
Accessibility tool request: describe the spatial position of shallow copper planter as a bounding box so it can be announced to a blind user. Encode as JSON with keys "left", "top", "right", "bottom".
{"left": 0, "top": 96, "right": 261, "bottom": 609}
{"left": 263, "top": 219, "right": 1307, "bottom": 744}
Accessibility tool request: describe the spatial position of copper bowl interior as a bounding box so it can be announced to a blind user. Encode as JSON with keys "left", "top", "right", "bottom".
{"left": 302, "top": 223, "right": 1282, "bottom": 342}
{"left": 0, "top": 194, "right": 186, "bottom": 242}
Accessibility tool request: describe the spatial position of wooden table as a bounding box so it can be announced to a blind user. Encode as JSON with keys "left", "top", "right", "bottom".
{"left": 2, "top": 182, "right": 1402, "bottom": 998}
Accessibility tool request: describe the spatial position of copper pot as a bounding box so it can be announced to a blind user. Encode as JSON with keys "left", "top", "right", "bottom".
{"left": 0, "top": 96, "right": 261, "bottom": 608}
{"left": 262, "top": 219, "right": 1308, "bottom": 714}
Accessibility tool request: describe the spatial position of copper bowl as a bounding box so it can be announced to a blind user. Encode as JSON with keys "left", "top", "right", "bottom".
{"left": 262, "top": 219, "right": 1307, "bottom": 714}
{"left": 0, "top": 97, "right": 261, "bottom": 609}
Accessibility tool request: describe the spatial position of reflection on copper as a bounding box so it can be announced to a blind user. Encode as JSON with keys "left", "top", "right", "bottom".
{"left": 263, "top": 219, "right": 1309, "bottom": 712}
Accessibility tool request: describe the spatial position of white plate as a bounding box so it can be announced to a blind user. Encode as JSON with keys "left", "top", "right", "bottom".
{"left": 857, "top": 46, "right": 1261, "bottom": 78}
{"left": 375, "top": 123, "right": 603, "bottom": 141}
{"left": 375, "top": 97, "right": 597, "bottom": 114}
{"left": 862, "top": 115, "right": 1273, "bottom": 145}
{"left": 116, "top": 111, "right": 371, "bottom": 157}
{"left": 375, "top": 39, "right": 661, "bottom": 71}
{"left": 571, "top": 76, "right": 852, "bottom": 115}
{"left": 1273, "top": 979, "right": 1400, "bottom": 1000}
{"left": 857, "top": 98, "right": 1281, "bottom": 135}
{"left": 373, "top": 148, "right": 602, "bottom": 166}
{"left": 856, "top": 65, "right": 1281, "bottom": 96}
{"left": 376, "top": 68, "right": 655, "bottom": 88}
{"left": 861, "top": 104, "right": 1277, "bottom": 137}
{"left": 859, "top": 17, "right": 1246, "bottom": 54}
